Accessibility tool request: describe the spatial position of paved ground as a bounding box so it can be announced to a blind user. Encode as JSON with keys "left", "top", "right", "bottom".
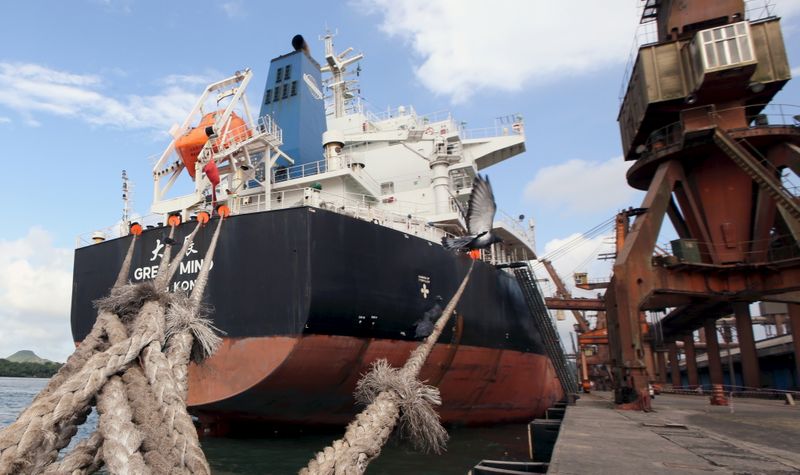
{"left": 548, "top": 392, "right": 800, "bottom": 474}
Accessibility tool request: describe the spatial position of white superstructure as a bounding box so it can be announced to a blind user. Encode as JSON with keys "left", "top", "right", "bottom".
{"left": 80, "top": 34, "right": 536, "bottom": 265}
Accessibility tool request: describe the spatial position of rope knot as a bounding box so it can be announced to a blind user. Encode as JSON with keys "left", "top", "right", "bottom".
{"left": 94, "top": 281, "right": 171, "bottom": 322}
{"left": 355, "top": 359, "right": 448, "bottom": 454}
{"left": 165, "top": 293, "right": 223, "bottom": 362}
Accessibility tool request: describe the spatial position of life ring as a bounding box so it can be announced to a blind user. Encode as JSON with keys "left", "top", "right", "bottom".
{"left": 424, "top": 127, "right": 434, "bottom": 135}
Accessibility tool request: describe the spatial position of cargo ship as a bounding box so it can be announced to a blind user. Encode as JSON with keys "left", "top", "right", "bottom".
{"left": 70, "top": 33, "right": 564, "bottom": 431}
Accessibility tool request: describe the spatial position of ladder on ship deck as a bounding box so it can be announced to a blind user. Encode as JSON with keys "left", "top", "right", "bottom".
{"left": 512, "top": 263, "right": 579, "bottom": 399}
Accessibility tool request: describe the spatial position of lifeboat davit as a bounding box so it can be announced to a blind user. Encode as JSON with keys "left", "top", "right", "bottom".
{"left": 175, "top": 111, "right": 251, "bottom": 180}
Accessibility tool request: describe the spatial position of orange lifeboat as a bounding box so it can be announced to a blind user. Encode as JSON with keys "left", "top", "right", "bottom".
{"left": 175, "top": 111, "right": 251, "bottom": 180}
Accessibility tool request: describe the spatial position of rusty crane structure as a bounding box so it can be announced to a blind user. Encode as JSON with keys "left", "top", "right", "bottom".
{"left": 609, "top": 0, "right": 799, "bottom": 409}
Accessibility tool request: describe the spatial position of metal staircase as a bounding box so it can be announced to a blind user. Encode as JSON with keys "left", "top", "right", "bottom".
{"left": 713, "top": 129, "right": 800, "bottom": 223}
{"left": 512, "top": 263, "right": 579, "bottom": 398}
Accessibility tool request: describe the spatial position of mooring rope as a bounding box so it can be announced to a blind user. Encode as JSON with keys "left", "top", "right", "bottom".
{"left": 301, "top": 260, "right": 476, "bottom": 475}
{"left": 0, "top": 217, "right": 224, "bottom": 475}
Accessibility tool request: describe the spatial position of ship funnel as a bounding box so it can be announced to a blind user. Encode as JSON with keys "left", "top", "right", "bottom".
{"left": 292, "top": 34, "right": 309, "bottom": 54}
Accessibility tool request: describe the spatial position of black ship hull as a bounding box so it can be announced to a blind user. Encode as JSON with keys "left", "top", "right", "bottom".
{"left": 71, "top": 207, "right": 563, "bottom": 428}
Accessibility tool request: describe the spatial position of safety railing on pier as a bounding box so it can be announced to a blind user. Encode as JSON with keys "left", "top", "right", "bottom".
{"left": 662, "top": 384, "right": 800, "bottom": 402}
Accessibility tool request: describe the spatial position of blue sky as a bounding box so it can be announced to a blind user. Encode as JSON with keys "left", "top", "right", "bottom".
{"left": 1, "top": 0, "right": 799, "bottom": 361}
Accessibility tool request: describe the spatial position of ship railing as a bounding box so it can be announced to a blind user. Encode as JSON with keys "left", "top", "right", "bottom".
{"left": 418, "top": 110, "right": 453, "bottom": 126}
{"left": 271, "top": 154, "right": 381, "bottom": 194}
{"left": 232, "top": 187, "right": 450, "bottom": 242}
{"left": 365, "top": 104, "right": 418, "bottom": 123}
{"left": 461, "top": 122, "right": 524, "bottom": 140}
{"left": 382, "top": 171, "right": 433, "bottom": 195}
{"left": 434, "top": 141, "right": 463, "bottom": 159}
{"left": 303, "top": 188, "right": 450, "bottom": 242}
{"left": 364, "top": 106, "right": 454, "bottom": 130}
{"left": 212, "top": 115, "right": 283, "bottom": 157}
{"left": 497, "top": 210, "right": 537, "bottom": 250}
{"left": 75, "top": 213, "right": 164, "bottom": 248}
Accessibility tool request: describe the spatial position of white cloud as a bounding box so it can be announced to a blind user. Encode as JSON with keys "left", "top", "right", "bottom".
{"left": 359, "top": 0, "right": 642, "bottom": 102}
{"left": 360, "top": 0, "right": 800, "bottom": 103}
{"left": 0, "top": 227, "right": 74, "bottom": 362}
{"left": 0, "top": 116, "right": 10, "bottom": 124}
{"left": 0, "top": 62, "right": 207, "bottom": 131}
{"left": 537, "top": 233, "right": 614, "bottom": 296}
{"left": 524, "top": 157, "right": 638, "bottom": 216}
{"left": 220, "top": 1, "right": 244, "bottom": 18}
{"left": 774, "top": 0, "right": 800, "bottom": 18}
{"left": 792, "top": 65, "right": 800, "bottom": 77}
{"left": 161, "top": 73, "right": 220, "bottom": 86}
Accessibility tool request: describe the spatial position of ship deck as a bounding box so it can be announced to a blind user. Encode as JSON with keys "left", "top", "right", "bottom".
{"left": 548, "top": 393, "right": 800, "bottom": 474}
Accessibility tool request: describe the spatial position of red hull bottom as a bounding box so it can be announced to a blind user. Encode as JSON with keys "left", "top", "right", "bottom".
{"left": 187, "top": 335, "right": 563, "bottom": 428}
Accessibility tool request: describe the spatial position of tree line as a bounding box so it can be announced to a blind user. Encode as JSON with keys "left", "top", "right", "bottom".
{"left": 0, "top": 359, "right": 63, "bottom": 378}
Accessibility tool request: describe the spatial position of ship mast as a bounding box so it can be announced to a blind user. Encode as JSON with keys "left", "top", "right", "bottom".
{"left": 121, "top": 169, "right": 131, "bottom": 236}
{"left": 320, "top": 31, "right": 363, "bottom": 118}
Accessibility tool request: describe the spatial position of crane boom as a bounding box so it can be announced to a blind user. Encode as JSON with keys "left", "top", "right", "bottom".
{"left": 541, "top": 259, "right": 591, "bottom": 333}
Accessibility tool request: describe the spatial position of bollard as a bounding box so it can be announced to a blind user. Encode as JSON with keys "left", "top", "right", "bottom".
{"left": 709, "top": 384, "right": 728, "bottom": 406}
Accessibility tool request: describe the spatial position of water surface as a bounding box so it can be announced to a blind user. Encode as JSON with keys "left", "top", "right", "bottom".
{"left": 1, "top": 377, "right": 529, "bottom": 474}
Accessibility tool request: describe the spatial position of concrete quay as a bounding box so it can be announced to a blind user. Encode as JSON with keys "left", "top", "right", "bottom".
{"left": 548, "top": 392, "right": 800, "bottom": 474}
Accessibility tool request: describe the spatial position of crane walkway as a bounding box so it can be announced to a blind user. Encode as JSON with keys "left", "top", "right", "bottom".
{"left": 548, "top": 393, "right": 800, "bottom": 474}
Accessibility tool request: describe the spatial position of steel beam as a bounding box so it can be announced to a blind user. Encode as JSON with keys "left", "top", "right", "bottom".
{"left": 789, "top": 303, "right": 800, "bottom": 385}
{"left": 733, "top": 303, "right": 761, "bottom": 389}
{"left": 656, "top": 351, "right": 668, "bottom": 384}
{"left": 668, "top": 342, "right": 681, "bottom": 387}
{"left": 645, "top": 264, "right": 800, "bottom": 310}
{"left": 608, "top": 162, "right": 681, "bottom": 409}
{"left": 544, "top": 298, "right": 605, "bottom": 311}
{"left": 683, "top": 335, "right": 699, "bottom": 388}
{"left": 703, "top": 319, "right": 725, "bottom": 388}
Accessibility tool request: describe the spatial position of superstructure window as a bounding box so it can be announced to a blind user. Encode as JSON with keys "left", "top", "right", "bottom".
{"left": 381, "top": 182, "right": 395, "bottom": 194}
{"left": 264, "top": 89, "right": 272, "bottom": 104}
{"left": 282, "top": 84, "right": 289, "bottom": 99}
{"left": 273, "top": 87, "right": 281, "bottom": 102}
{"left": 276, "top": 68, "right": 283, "bottom": 83}
{"left": 284, "top": 64, "right": 292, "bottom": 80}
{"left": 290, "top": 81, "right": 297, "bottom": 96}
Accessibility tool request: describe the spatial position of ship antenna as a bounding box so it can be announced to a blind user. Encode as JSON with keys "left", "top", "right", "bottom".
{"left": 320, "top": 30, "right": 363, "bottom": 118}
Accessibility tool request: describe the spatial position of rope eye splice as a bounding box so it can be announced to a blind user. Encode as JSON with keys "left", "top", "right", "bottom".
{"left": 301, "top": 261, "right": 475, "bottom": 475}
{"left": 0, "top": 217, "right": 226, "bottom": 475}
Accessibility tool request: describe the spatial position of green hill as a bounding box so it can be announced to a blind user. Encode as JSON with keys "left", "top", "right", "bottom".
{"left": 0, "top": 351, "right": 62, "bottom": 377}
{"left": 6, "top": 350, "right": 51, "bottom": 364}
